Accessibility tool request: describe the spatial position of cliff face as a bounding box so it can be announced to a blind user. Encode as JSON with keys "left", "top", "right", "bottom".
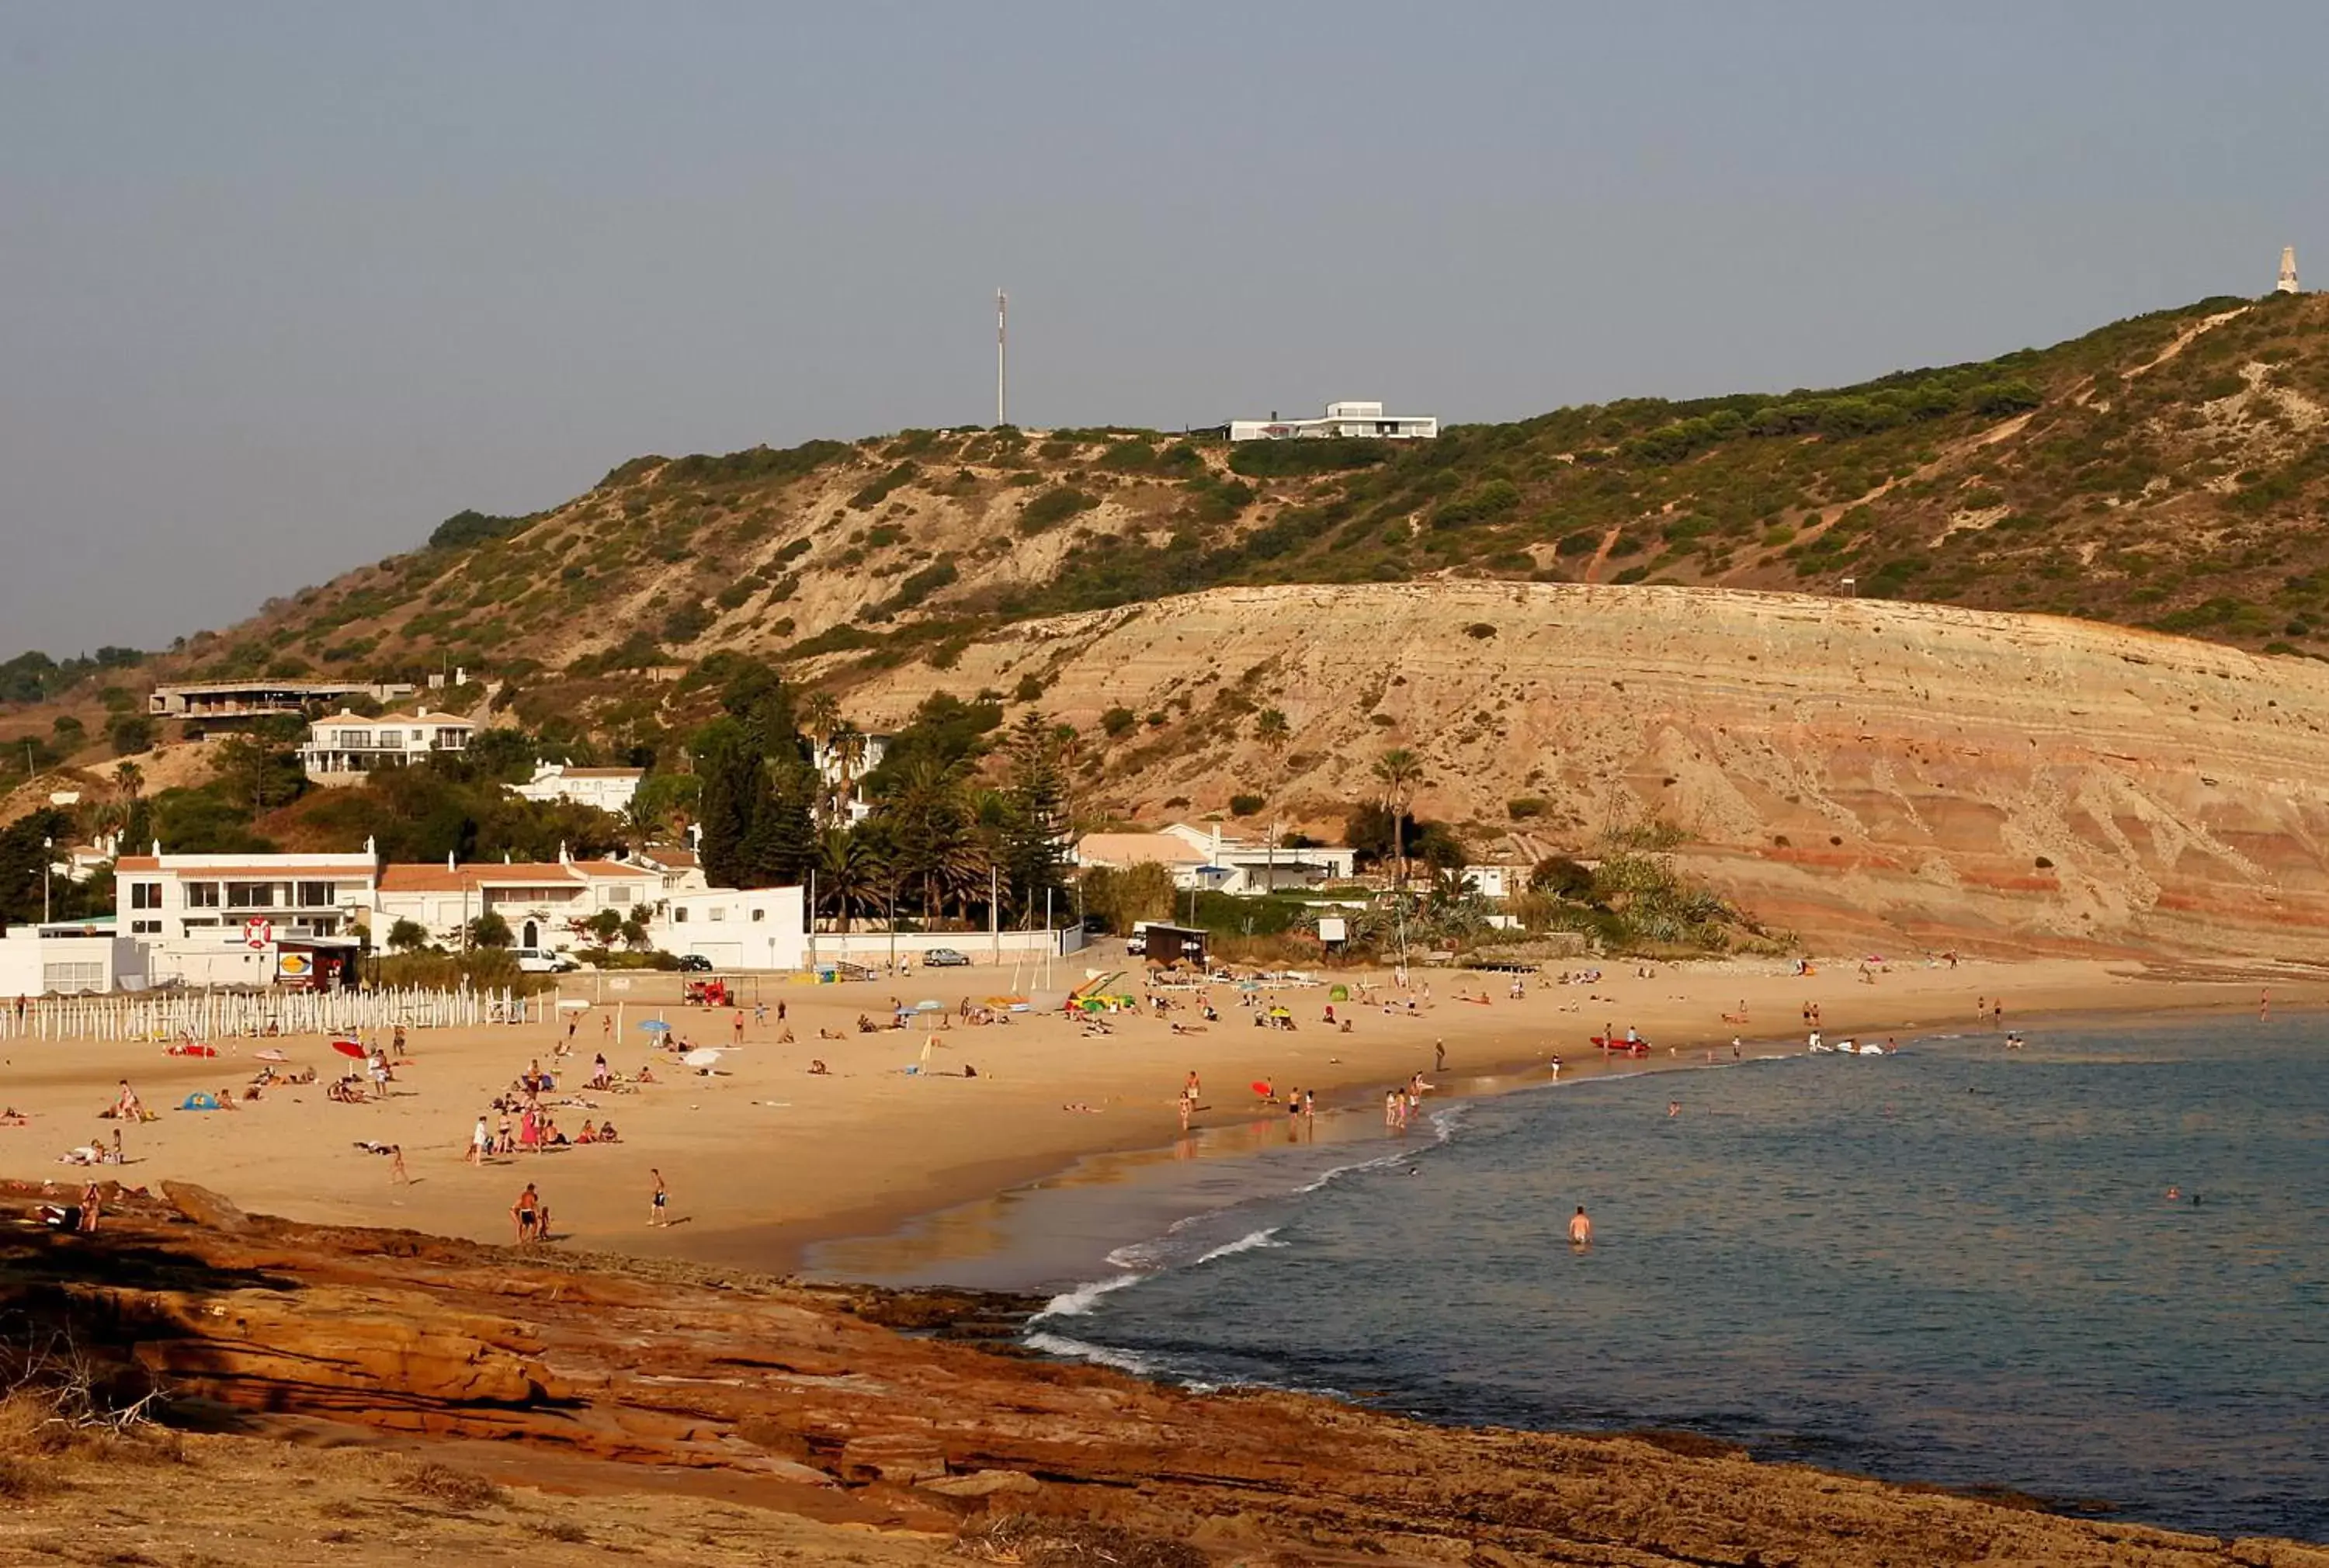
{"left": 7, "top": 1183, "right": 2320, "bottom": 1567}
{"left": 831, "top": 582, "right": 2329, "bottom": 954}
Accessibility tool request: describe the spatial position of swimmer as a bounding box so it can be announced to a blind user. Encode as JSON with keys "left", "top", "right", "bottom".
{"left": 1567, "top": 1205, "right": 1593, "bottom": 1247}
{"left": 1666, "top": 1100, "right": 1681, "bottom": 1118}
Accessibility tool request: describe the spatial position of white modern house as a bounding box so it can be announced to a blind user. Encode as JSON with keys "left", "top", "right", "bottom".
{"left": 113, "top": 845, "right": 381, "bottom": 987}
{"left": 634, "top": 843, "right": 710, "bottom": 893}
{"left": 301, "top": 709, "right": 475, "bottom": 782}
{"left": 810, "top": 732, "right": 890, "bottom": 824}
{"left": 508, "top": 763, "right": 644, "bottom": 815}
{"left": 1157, "top": 823, "right": 1359, "bottom": 893}
{"left": 373, "top": 851, "right": 661, "bottom": 952}
{"left": 1227, "top": 400, "right": 1439, "bottom": 442}
{"left": 654, "top": 886, "right": 806, "bottom": 971}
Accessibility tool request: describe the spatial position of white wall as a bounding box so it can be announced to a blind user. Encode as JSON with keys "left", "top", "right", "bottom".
{"left": 0, "top": 931, "right": 147, "bottom": 996}
{"left": 657, "top": 887, "right": 806, "bottom": 970}
{"left": 804, "top": 926, "right": 1087, "bottom": 968}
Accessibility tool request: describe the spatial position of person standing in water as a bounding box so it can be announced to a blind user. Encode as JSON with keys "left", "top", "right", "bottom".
{"left": 1567, "top": 1205, "right": 1593, "bottom": 1247}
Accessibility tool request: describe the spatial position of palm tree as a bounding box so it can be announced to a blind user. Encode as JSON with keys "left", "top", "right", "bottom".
{"left": 880, "top": 758, "right": 974, "bottom": 922}
{"left": 1253, "top": 708, "right": 1289, "bottom": 757}
{"left": 814, "top": 827, "right": 886, "bottom": 931}
{"left": 1372, "top": 747, "right": 1425, "bottom": 887}
{"left": 111, "top": 761, "right": 144, "bottom": 802}
{"left": 828, "top": 723, "right": 870, "bottom": 824}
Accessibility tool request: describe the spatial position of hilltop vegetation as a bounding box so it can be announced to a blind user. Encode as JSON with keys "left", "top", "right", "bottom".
{"left": 8, "top": 290, "right": 2329, "bottom": 802}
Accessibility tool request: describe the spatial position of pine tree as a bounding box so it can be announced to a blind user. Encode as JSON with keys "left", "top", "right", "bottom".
{"left": 997, "top": 712, "right": 1065, "bottom": 924}
{"left": 693, "top": 719, "right": 764, "bottom": 890}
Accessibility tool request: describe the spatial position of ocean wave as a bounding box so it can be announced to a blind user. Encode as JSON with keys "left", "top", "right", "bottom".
{"left": 1022, "top": 1331, "right": 1159, "bottom": 1375}
{"left": 1193, "top": 1226, "right": 1284, "bottom": 1264}
{"left": 1032, "top": 1272, "right": 1144, "bottom": 1320}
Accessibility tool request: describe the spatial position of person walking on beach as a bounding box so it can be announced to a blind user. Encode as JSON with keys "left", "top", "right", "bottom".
{"left": 390, "top": 1145, "right": 410, "bottom": 1185}
{"left": 1435, "top": 1039, "right": 1446, "bottom": 1073}
{"left": 511, "top": 1183, "right": 542, "bottom": 1244}
{"left": 470, "top": 1115, "right": 489, "bottom": 1166}
{"left": 733, "top": 1010, "right": 745, "bottom": 1046}
{"left": 649, "top": 1167, "right": 669, "bottom": 1227}
{"left": 1567, "top": 1205, "right": 1593, "bottom": 1247}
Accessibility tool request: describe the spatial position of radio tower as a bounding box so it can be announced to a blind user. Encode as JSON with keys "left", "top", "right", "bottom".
{"left": 2278, "top": 247, "right": 2300, "bottom": 294}
{"left": 995, "top": 289, "right": 1008, "bottom": 426}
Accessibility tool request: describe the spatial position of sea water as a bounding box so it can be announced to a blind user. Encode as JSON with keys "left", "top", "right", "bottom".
{"left": 834, "top": 1020, "right": 2329, "bottom": 1541}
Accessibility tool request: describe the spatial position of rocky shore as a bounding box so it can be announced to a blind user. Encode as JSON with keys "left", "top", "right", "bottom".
{"left": 2, "top": 1178, "right": 2323, "bottom": 1566}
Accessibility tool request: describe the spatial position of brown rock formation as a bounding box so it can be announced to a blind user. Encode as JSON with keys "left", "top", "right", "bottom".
{"left": 2, "top": 1183, "right": 2320, "bottom": 1565}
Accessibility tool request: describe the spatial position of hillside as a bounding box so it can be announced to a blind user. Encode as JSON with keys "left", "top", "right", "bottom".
{"left": 11, "top": 290, "right": 2329, "bottom": 954}
{"left": 146, "top": 288, "right": 2329, "bottom": 702}
{"left": 827, "top": 581, "right": 2329, "bottom": 957}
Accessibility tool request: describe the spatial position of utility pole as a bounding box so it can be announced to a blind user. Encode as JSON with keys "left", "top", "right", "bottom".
{"left": 42, "top": 838, "right": 53, "bottom": 924}
{"left": 995, "top": 289, "right": 1008, "bottom": 427}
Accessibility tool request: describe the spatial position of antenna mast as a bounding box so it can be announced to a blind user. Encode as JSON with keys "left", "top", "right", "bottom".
{"left": 996, "top": 288, "right": 1008, "bottom": 426}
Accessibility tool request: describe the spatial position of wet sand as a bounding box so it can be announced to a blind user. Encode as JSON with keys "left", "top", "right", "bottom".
{"left": 0, "top": 953, "right": 2303, "bottom": 1272}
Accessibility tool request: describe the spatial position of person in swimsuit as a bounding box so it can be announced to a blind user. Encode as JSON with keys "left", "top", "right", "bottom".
{"left": 1567, "top": 1205, "right": 1592, "bottom": 1247}
{"left": 650, "top": 1168, "right": 668, "bottom": 1226}
{"left": 512, "top": 1182, "right": 542, "bottom": 1243}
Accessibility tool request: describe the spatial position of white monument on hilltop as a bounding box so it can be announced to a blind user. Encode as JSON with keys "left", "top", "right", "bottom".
{"left": 2278, "top": 246, "right": 2299, "bottom": 294}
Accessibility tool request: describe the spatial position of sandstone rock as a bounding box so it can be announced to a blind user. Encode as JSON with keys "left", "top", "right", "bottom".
{"left": 921, "top": 1468, "right": 1041, "bottom": 1498}
{"left": 162, "top": 1181, "right": 252, "bottom": 1233}
{"left": 838, "top": 1433, "right": 948, "bottom": 1484}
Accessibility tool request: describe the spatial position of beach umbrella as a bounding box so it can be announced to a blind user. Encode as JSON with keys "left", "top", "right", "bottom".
{"left": 331, "top": 1039, "right": 366, "bottom": 1060}
{"left": 1328, "top": 983, "right": 1350, "bottom": 1002}
{"left": 915, "top": 999, "right": 945, "bottom": 1012}
{"left": 638, "top": 1020, "right": 672, "bottom": 1034}
{"left": 681, "top": 1047, "right": 723, "bottom": 1069}
{"left": 1268, "top": 1006, "right": 1292, "bottom": 1018}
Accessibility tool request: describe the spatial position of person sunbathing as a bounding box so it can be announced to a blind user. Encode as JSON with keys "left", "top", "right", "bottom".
{"left": 575, "top": 1121, "right": 598, "bottom": 1144}
{"left": 636, "top": 1064, "right": 657, "bottom": 1084}
{"left": 595, "top": 1122, "right": 619, "bottom": 1143}
{"left": 0, "top": 1108, "right": 26, "bottom": 1126}
{"left": 808, "top": 1059, "right": 830, "bottom": 1075}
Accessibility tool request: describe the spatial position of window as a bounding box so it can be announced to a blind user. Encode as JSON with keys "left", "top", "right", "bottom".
{"left": 43, "top": 962, "right": 105, "bottom": 994}
{"left": 709, "top": 905, "right": 727, "bottom": 921}
{"left": 129, "top": 882, "right": 162, "bottom": 910}
{"left": 410, "top": 729, "right": 424, "bottom": 743}
{"left": 672, "top": 907, "right": 687, "bottom": 924}
{"left": 608, "top": 885, "right": 633, "bottom": 905}
{"left": 336, "top": 729, "right": 371, "bottom": 748}
{"left": 226, "top": 882, "right": 275, "bottom": 908}
{"left": 297, "top": 882, "right": 334, "bottom": 907}
{"left": 130, "top": 919, "right": 161, "bottom": 935}
{"left": 750, "top": 907, "right": 765, "bottom": 922}
{"left": 186, "top": 882, "right": 221, "bottom": 908}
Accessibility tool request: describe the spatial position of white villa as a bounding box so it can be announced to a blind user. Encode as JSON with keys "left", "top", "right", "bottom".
{"left": 654, "top": 886, "right": 806, "bottom": 972}
{"left": 810, "top": 732, "right": 890, "bottom": 824}
{"left": 1227, "top": 400, "right": 1438, "bottom": 442}
{"left": 301, "top": 709, "right": 475, "bottom": 782}
{"left": 113, "top": 845, "right": 381, "bottom": 987}
{"left": 1073, "top": 824, "right": 1358, "bottom": 895}
{"left": 373, "top": 851, "right": 661, "bottom": 952}
{"left": 508, "top": 762, "right": 644, "bottom": 814}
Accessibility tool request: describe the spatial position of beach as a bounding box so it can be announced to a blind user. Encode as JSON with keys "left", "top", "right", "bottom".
{"left": 0, "top": 951, "right": 2303, "bottom": 1272}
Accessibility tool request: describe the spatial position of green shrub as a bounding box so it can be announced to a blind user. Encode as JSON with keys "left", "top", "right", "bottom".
{"left": 1229, "top": 793, "right": 1265, "bottom": 817}
{"left": 1507, "top": 796, "right": 1550, "bottom": 820}
{"left": 1019, "top": 487, "right": 1099, "bottom": 535}
{"left": 849, "top": 461, "right": 918, "bottom": 510}
{"left": 1100, "top": 706, "right": 1137, "bottom": 738}
{"left": 1555, "top": 529, "right": 1601, "bottom": 557}
{"left": 1226, "top": 438, "right": 1393, "bottom": 477}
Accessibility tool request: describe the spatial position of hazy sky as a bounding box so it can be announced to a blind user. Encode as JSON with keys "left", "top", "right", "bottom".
{"left": 5, "top": 3, "right": 2325, "bottom": 656}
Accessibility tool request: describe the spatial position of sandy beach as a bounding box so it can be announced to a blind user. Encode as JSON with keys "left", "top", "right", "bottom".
{"left": 0, "top": 952, "right": 2308, "bottom": 1271}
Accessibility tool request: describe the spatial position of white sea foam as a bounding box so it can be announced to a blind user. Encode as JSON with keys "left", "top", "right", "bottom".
{"left": 1032, "top": 1272, "right": 1143, "bottom": 1320}
{"left": 1022, "top": 1331, "right": 1158, "bottom": 1374}
{"left": 1192, "top": 1226, "right": 1283, "bottom": 1265}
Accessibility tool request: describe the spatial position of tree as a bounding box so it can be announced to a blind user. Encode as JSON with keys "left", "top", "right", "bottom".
{"left": 619, "top": 914, "right": 651, "bottom": 950}
{"left": 111, "top": 761, "right": 144, "bottom": 802}
{"left": 213, "top": 734, "right": 306, "bottom": 817}
{"left": 1079, "top": 861, "right": 1174, "bottom": 934}
{"left": 1253, "top": 708, "right": 1290, "bottom": 755}
{"left": 692, "top": 718, "right": 765, "bottom": 890}
{"left": 814, "top": 827, "right": 886, "bottom": 930}
{"left": 627, "top": 772, "right": 700, "bottom": 841}
{"left": 1371, "top": 748, "right": 1425, "bottom": 886}
{"left": 467, "top": 911, "right": 513, "bottom": 949}
{"left": 461, "top": 726, "right": 540, "bottom": 783}
{"left": 387, "top": 918, "right": 431, "bottom": 952}
{"left": 997, "top": 712, "right": 1066, "bottom": 924}
{"left": 876, "top": 758, "right": 979, "bottom": 921}
{"left": 800, "top": 690, "right": 842, "bottom": 755}
{"left": 741, "top": 756, "right": 818, "bottom": 887}
{"left": 585, "top": 909, "right": 623, "bottom": 945}
{"left": 106, "top": 713, "right": 154, "bottom": 757}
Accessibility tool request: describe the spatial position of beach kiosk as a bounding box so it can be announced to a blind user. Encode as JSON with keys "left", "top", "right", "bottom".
{"left": 1137, "top": 923, "right": 1208, "bottom": 969}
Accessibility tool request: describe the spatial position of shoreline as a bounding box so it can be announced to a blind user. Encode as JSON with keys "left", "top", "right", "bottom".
{"left": 0, "top": 953, "right": 2306, "bottom": 1284}
{"left": 692, "top": 963, "right": 2297, "bottom": 1282}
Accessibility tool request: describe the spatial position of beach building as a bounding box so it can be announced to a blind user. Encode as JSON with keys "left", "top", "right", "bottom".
{"left": 149, "top": 678, "right": 416, "bottom": 723}
{"left": 0, "top": 923, "right": 148, "bottom": 997}
{"left": 373, "top": 852, "right": 661, "bottom": 952}
{"left": 508, "top": 762, "right": 644, "bottom": 814}
{"left": 113, "top": 846, "right": 380, "bottom": 987}
{"left": 654, "top": 886, "right": 807, "bottom": 971}
{"left": 300, "top": 709, "right": 475, "bottom": 782}
{"left": 1157, "top": 823, "right": 1358, "bottom": 893}
{"left": 1227, "top": 400, "right": 1438, "bottom": 442}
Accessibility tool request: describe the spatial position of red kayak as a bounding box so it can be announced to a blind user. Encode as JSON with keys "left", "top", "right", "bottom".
{"left": 1590, "top": 1035, "right": 1651, "bottom": 1057}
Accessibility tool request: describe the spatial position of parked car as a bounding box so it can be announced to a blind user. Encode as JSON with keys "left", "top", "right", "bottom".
{"left": 674, "top": 953, "right": 714, "bottom": 972}
{"left": 923, "top": 947, "right": 970, "bottom": 967}
{"left": 1124, "top": 933, "right": 1147, "bottom": 956}
{"left": 513, "top": 948, "right": 579, "bottom": 974}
